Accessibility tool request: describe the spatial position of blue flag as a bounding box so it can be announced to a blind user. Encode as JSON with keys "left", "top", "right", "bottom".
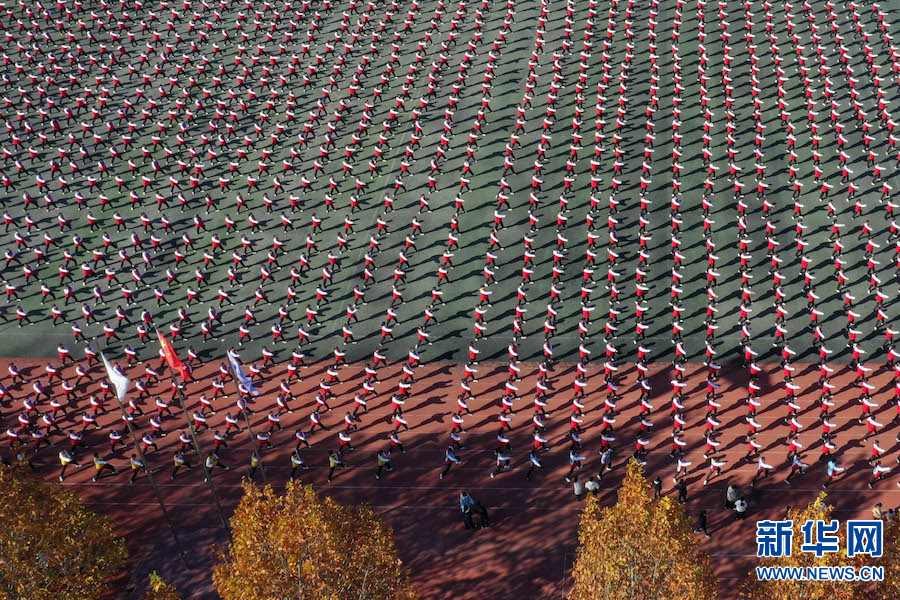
{"left": 228, "top": 354, "right": 260, "bottom": 396}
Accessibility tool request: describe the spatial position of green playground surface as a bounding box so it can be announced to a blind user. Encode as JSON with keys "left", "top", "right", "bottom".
{"left": 0, "top": 0, "right": 895, "bottom": 372}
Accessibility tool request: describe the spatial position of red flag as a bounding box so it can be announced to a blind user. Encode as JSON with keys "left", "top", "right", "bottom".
{"left": 158, "top": 332, "right": 190, "bottom": 381}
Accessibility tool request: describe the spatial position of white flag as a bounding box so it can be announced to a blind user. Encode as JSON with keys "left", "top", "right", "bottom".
{"left": 228, "top": 353, "right": 260, "bottom": 396}
{"left": 101, "top": 352, "right": 131, "bottom": 403}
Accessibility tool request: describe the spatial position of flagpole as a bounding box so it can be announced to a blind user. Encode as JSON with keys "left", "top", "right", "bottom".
{"left": 228, "top": 355, "right": 268, "bottom": 486}
{"left": 226, "top": 354, "right": 297, "bottom": 582}
{"left": 105, "top": 357, "right": 190, "bottom": 569}
{"left": 165, "top": 361, "right": 230, "bottom": 531}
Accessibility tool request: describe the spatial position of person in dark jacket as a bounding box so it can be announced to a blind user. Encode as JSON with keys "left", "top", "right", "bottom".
{"left": 652, "top": 476, "right": 663, "bottom": 499}
{"left": 694, "top": 509, "right": 711, "bottom": 538}
{"left": 676, "top": 479, "right": 688, "bottom": 504}
{"left": 473, "top": 498, "right": 491, "bottom": 529}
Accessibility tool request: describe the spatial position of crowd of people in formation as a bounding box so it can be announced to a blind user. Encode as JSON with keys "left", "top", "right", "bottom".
{"left": 0, "top": 0, "right": 900, "bottom": 501}
{"left": 0, "top": 0, "right": 543, "bottom": 486}
{"left": 439, "top": 0, "right": 900, "bottom": 494}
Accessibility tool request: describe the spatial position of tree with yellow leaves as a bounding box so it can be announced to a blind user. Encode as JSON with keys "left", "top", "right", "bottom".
{"left": 569, "top": 458, "right": 717, "bottom": 600}
{"left": 0, "top": 464, "right": 128, "bottom": 600}
{"left": 874, "top": 516, "right": 900, "bottom": 599}
{"left": 143, "top": 572, "right": 182, "bottom": 600}
{"left": 213, "top": 481, "right": 416, "bottom": 600}
{"left": 740, "top": 492, "right": 867, "bottom": 599}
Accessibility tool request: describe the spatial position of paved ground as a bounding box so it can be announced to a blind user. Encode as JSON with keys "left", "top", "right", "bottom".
{"left": 3, "top": 356, "right": 897, "bottom": 599}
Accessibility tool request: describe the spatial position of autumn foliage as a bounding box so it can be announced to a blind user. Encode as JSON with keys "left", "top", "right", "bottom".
{"left": 874, "top": 516, "right": 900, "bottom": 599}
{"left": 143, "top": 572, "right": 182, "bottom": 600}
{"left": 569, "top": 458, "right": 717, "bottom": 600}
{"left": 740, "top": 492, "right": 867, "bottom": 600}
{"left": 0, "top": 464, "right": 128, "bottom": 600}
{"left": 213, "top": 480, "right": 416, "bottom": 600}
